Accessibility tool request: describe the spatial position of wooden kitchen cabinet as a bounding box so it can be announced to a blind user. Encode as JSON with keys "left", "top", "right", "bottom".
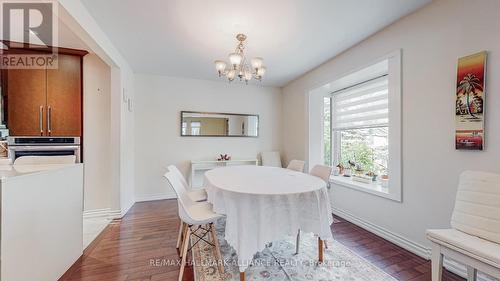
{"left": 47, "top": 54, "right": 82, "bottom": 136}
{"left": 4, "top": 52, "right": 85, "bottom": 137}
{"left": 6, "top": 69, "right": 47, "bottom": 136}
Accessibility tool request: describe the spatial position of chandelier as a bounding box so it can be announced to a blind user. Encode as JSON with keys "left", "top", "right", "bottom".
{"left": 214, "top": 34, "right": 266, "bottom": 84}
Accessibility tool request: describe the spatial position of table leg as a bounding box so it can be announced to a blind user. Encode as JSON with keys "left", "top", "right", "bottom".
{"left": 240, "top": 272, "right": 245, "bottom": 281}
{"left": 318, "top": 237, "right": 324, "bottom": 263}
{"left": 295, "top": 229, "right": 301, "bottom": 255}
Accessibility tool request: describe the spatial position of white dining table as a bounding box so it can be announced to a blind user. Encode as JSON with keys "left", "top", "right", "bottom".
{"left": 204, "top": 165, "right": 333, "bottom": 281}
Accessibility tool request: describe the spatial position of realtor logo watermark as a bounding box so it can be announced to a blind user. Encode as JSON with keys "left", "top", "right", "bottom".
{"left": 0, "top": 0, "right": 58, "bottom": 69}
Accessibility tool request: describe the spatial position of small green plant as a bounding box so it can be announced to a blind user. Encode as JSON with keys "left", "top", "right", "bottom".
{"left": 340, "top": 142, "right": 374, "bottom": 172}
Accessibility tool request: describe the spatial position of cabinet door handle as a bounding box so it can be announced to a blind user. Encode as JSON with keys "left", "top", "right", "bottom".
{"left": 47, "top": 106, "right": 52, "bottom": 136}
{"left": 38, "top": 105, "right": 43, "bottom": 136}
{"left": 39, "top": 106, "right": 44, "bottom": 136}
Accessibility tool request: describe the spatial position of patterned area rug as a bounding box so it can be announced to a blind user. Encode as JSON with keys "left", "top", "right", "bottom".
{"left": 192, "top": 218, "right": 396, "bottom": 281}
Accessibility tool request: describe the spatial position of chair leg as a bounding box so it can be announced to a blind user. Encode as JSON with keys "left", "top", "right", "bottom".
{"left": 295, "top": 229, "right": 300, "bottom": 255}
{"left": 179, "top": 223, "right": 188, "bottom": 258}
{"left": 176, "top": 221, "right": 184, "bottom": 249}
{"left": 467, "top": 266, "right": 477, "bottom": 281}
{"left": 431, "top": 243, "right": 443, "bottom": 281}
{"left": 210, "top": 223, "right": 225, "bottom": 274}
{"left": 318, "top": 237, "right": 324, "bottom": 263}
{"left": 178, "top": 227, "right": 191, "bottom": 281}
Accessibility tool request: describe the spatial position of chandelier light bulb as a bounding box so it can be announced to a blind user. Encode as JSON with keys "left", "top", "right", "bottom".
{"left": 229, "top": 53, "right": 243, "bottom": 67}
{"left": 227, "top": 69, "right": 236, "bottom": 81}
{"left": 214, "top": 60, "right": 227, "bottom": 74}
{"left": 257, "top": 66, "right": 266, "bottom": 77}
{"left": 244, "top": 69, "right": 252, "bottom": 81}
{"left": 251, "top": 57, "right": 263, "bottom": 69}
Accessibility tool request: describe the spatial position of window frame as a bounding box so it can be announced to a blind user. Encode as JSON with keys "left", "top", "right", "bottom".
{"left": 317, "top": 50, "right": 402, "bottom": 202}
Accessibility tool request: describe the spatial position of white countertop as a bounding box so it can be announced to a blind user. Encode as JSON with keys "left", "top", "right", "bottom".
{"left": 0, "top": 164, "right": 76, "bottom": 181}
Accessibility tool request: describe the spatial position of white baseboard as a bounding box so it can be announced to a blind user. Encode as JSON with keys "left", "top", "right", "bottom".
{"left": 84, "top": 207, "right": 131, "bottom": 220}
{"left": 120, "top": 200, "right": 134, "bottom": 218}
{"left": 108, "top": 209, "right": 123, "bottom": 219}
{"left": 135, "top": 192, "right": 176, "bottom": 203}
{"left": 332, "top": 207, "right": 498, "bottom": 281}
{"left": 444, "top": 259, "right": 498, "bottom": 281}
{"left": 332, "top": 207, "right": 430, "bottom": 258}
{"left": 83, "top": 208, "right": 111, "bottom": 219}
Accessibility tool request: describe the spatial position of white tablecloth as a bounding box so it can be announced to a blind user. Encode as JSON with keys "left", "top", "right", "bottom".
{"left": 204, "top": 165, "right": 333, "bottom": 272}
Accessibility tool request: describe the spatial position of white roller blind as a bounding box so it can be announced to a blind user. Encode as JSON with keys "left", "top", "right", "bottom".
{"left": 332, "top": 76, "right": 388, "bottom": 130}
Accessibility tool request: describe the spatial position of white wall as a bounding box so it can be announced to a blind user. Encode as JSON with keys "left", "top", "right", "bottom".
{"left": 83, "top": 54, "right": 111, "bottom": 212}
{"left": 282, "top": 0, "right": 500, "bottom": 252}
{"left": 119, "top": 68, "right": 135, "bottom": 216}
{"left": 59, "top": 1, "right": 136, "bottom": 217}
{"left": 134, "top": 75, "right": 282, "bottom": 200}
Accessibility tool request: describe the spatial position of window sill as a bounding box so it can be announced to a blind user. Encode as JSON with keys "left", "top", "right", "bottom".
{"left": 330, "top": 176, "right": 400, "bottom": 201}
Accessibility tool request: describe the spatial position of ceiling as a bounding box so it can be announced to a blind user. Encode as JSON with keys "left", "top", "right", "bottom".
{"left": 81, "top": 0, "right": 431, "bottom": 87}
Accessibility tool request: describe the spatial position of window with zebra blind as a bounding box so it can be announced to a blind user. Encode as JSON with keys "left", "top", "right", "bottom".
{"left": 321, "top": 50, "right": 401, "bottom": 201}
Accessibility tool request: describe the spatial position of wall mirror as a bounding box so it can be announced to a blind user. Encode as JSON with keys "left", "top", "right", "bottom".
{"left": 181, "top": 111, "right": 259, "bottom": 137}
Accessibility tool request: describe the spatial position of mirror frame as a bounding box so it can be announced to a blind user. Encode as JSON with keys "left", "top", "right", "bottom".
{"left": 180, "top": 111, "right": 259, "bottom": 137}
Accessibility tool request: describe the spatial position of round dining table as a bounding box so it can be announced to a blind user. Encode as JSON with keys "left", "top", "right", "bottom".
{"left": 204, "top": 165, "right": 333, "bottom": 281}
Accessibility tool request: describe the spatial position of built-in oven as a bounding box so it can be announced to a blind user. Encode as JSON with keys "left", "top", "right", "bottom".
{"left": 7, "top": 137, "right": 81, "bottom": 163}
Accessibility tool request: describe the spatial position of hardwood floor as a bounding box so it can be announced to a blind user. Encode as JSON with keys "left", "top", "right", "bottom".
{"left": 60, "top": 200, "right": 194, "bottom": 281}
{"left": 60, "top": 200, "right": 464, "bottom": 281}
{"left": 331, "top": 216, "right": 464, "bottom": 281}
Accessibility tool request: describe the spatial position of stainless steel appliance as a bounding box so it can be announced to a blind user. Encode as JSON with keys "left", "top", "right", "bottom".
{"left": 7, "top": 137, "right": 81, "bottom": 163}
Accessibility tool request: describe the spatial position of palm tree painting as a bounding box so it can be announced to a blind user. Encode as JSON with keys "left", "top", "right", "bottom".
{"left": 456, "top": 74, "right": 483, "bottom": 118}
{"left": 455, "top": 52, "right": 487, "bottom": 150}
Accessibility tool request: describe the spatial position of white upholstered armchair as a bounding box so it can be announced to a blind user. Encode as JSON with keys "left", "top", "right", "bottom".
{"left": 427, "top": 171, "right": 500, "bottom": 281}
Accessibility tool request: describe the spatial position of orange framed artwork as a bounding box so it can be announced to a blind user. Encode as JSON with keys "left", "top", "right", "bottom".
{"left": 455, "top": 51, "right": 487, "bottom": 150}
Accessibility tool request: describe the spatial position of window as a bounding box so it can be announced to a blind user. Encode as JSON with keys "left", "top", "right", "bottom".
{"left": 325, "top": 76, "right": 389, "bottom": 176}
{"left": 190, "top": 121, "right": 201, "bottom": 135}
{"left": 314, "top": 50, "right": 401, "bottom": 202}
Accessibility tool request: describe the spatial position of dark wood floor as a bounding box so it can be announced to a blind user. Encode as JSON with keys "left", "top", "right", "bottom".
{"left": 332, "top": 216, "right": 464, "bottom": 281}
{"left": 60, "top": 200, "right": 464, "bottom": 281}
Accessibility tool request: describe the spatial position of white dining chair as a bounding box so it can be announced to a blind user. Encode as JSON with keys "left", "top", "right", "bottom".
{"left": 310, "top": 164, "right": 333, "bottom": 183}
{"left": 261, "top": 151, "right": 282, "bottom": 167}
{"left": 13, "top": 155, "right": 76, "bottom": 165}
{"left": 164, "top": 172, "right": 224, "bottom": 281}
{"left": 427, "top": 171, "right": 500, "bottom": 281}
{"left": 296, "top": 164, "right": 333, "bottom": 255}
{"left": 167, "top": 165, "right": 207, "bottom": 202}
{"left": 167, "top": 165, "right": 209, "bottom": 257}
{"left": 287, "top": 160, "right": 305, "bottom": 172}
